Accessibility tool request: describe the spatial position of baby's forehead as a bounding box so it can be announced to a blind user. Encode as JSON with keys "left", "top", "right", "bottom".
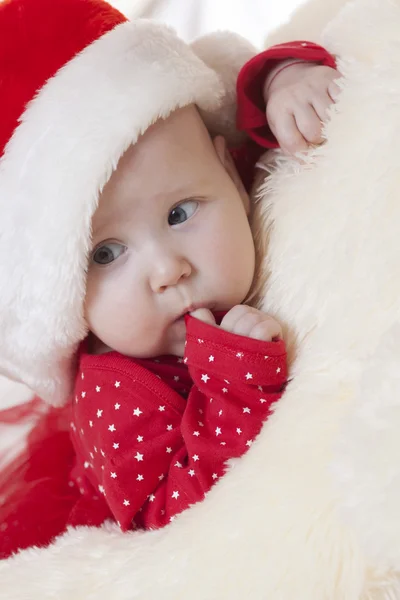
{"left": 97, "top": 107, "right": 219, "bottom": 200}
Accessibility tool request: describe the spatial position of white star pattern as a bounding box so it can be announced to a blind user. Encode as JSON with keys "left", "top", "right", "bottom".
{"left": 264, "top": 356, "right": 269, "bottom": 360}
{"left": 71, "top": 313, "right": 286, "bottom": 531}
{"left": 81, "top": 373, "right": 84, "bottom": 380}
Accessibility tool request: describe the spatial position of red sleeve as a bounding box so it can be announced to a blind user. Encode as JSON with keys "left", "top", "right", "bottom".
{"left": 71, "top": 320, "right": 287, "bottom": 531}
{"left": 236, "top": 41, "right": 337, "bottom": 148}
{"left": 138, "top": 316, "right": 287, "bottom": 528}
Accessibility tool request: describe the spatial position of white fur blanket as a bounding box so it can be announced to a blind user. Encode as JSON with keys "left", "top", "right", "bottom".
{"left": 2, "top": 0, "right": 400, "bottom": 598}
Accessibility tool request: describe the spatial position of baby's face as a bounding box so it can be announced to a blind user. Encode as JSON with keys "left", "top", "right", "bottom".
{"left": 85, "top": 105, "right": 255, "bottom": 357}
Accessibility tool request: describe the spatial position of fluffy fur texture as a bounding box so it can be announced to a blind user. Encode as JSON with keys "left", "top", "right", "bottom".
{"left": 2, "top": 0, "right": 400, "bottom": 598}
{"left": 192, "top": 31, "right": 257, "bottom": 145}
{"left": 333, "top": 325, "right": 400, "bottom": 570}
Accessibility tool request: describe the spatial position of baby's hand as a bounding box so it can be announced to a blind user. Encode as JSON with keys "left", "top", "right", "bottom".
{"left": 264, "top": 61, "right": 341, "bottom": 155}
{"left": 191, "top": 305, "right": 282, "bottom": 342}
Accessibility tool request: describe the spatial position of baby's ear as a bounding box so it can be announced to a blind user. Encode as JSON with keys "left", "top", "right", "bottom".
{"left": 213, "top": 135, "right": 250, "bottom": 214}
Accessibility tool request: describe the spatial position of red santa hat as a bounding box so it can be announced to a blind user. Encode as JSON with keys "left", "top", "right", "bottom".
{"left": 0, "top": 0, "right": 255, "bottom": 406}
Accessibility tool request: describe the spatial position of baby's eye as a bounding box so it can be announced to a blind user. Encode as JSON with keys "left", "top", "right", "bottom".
{"left": 92, "top": 242, "right": 126, "bottom": 265}
{"left": 168, "top": 200, "right": 198, "bottom": 226}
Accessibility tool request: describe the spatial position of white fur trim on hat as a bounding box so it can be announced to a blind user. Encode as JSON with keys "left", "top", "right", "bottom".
{"left": 0, "top": 19, "right": 223, "bottom": 405}
{"left": 192, "top": 31, "right": 257, "bottom": 145}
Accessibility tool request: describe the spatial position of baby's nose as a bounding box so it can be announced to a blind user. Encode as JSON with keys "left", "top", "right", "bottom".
{"left": 150, "top": 254, "right": 191, "bottom": 293}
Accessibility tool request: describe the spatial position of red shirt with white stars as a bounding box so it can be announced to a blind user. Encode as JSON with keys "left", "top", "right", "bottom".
{"left": 68, "top": 315, "right": 287, "bottom": 530}
{"left": 0, "top": 40, "right": 335, "bottom": 559}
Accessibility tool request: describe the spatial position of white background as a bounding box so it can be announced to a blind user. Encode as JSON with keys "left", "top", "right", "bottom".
{"left": 111, "top": 0, "right": 307, "bottom": 47}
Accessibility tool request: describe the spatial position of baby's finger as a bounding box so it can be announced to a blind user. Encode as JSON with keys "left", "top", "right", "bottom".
{"left": 328, "top": 80, "right": 341, "bottom": 101}
{"left": 190, "top": 308, "right": 216, "bottom": 327}
{"left": 311, "top": 92, "right": 334, "bottom": 124}
{"left": 220, "top": 305, "right": 258, "bottom": 333}
{"left": 271, "top": 109, "right": 308, "bottom": 155}
{"left": 294, "top": 103, "right": 324, "bottom": 145}
{"left": 249, "top": 319, "right": 282, "bottom": 342}
{"left": 228, "top": 311, "right": 263, "bottom": 338}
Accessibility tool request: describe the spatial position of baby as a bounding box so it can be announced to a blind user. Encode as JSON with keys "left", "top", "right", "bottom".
{"left": 0, "top": 0, "right": 338, "bottom": 556}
